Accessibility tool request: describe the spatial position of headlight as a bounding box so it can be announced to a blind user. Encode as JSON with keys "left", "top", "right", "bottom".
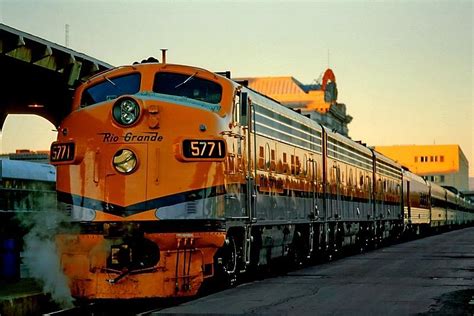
{"left": 113, "top": 149, "right": 137, "bottom": 174}
{"left": 71, "top": 205, "right": 96, "bottom": 221}
{"left": 112, "top": 97, "right": 140, "bottom": 126}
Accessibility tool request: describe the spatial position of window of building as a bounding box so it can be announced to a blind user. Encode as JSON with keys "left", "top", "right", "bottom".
{"left": 440, "top": 155, "right": 444, "bottom": 162}
{"left": 440, "top": 175, "right": 445, "bottom": 182}
{"left": 434, "top": 156, "right": 438, "bottom": 162}
{"left": 430, "top": 156, "right": 434, "bottom": 162}
{"left": 420, "top": 156, "right": 424, "bottom": 162}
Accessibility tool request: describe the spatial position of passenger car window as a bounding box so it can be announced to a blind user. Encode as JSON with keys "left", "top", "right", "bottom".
{"left": 153, "top": 72, "right": 222, "bottom": 104}
{"left": 81, "top": 73, "right": 141, "bottom": 106}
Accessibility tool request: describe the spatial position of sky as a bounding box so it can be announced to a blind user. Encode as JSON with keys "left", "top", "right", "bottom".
{"left": 0, "top": 0, "right": 472, "bottom": 176}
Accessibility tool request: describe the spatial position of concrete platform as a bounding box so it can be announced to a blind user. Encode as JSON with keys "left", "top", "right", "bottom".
{"left": 156, "top": 227, "right": 474, "bottom": 315}
{"left": 0, "top": 278, "right": 52, "bottom": 316}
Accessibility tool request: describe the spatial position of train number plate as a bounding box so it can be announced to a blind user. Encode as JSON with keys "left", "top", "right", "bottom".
{"left": 182, "top": 139, "right": 226, "bottom": 159}
{"left": 50, "top": 142, "right": 75, "bottom": 162}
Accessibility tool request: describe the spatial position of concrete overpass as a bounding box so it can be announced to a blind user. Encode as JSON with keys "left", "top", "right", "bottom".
{"left": 0, "top": 23, "right": 113, "bottom": 129}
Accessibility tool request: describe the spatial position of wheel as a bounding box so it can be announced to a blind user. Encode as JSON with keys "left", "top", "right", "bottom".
{"left": 288, "top": 231, "right": 306, "bottom": 269}
{"left": 214, "top": 235, "right": 238, "bottom": 286}
{"left": 223, "top": 236, "right": 237, "bottom": 276}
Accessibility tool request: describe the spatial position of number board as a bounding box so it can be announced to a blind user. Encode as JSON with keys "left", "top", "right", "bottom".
{"left": 182, "top": 139, "right": 226, "bottom": 160}
{"left": 50, "top": 142, "right": 75, "bottom": 162}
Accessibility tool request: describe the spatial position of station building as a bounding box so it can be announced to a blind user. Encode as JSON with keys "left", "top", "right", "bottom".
{"left": 0, "top": 149, "right": 50, "bottom": 163}
{"left": 237, "top": 69, "right": 353, "bottom": 137}
{"left": 374, "top": 144, "right": 469, "bottom": 191}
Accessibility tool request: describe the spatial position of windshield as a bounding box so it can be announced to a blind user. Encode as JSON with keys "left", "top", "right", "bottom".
{"left": 153, "top": 72, "right": 222, "bottom": 104}
{"left": 81, "top": 73, "right": 141, "bottom": 106}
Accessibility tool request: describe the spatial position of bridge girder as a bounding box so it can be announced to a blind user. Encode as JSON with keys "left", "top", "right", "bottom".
{"left": 0, "top": 23, "right": 113, "bottom": 130}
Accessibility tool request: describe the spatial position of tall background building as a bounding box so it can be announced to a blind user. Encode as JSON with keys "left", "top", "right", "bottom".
{"left": 375, "top": 144, "right": 469, "bottom": 191}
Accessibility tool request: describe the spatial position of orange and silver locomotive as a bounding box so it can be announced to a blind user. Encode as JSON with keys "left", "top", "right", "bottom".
{"left": 51, "top": 63, "right": 235, "bottom": 299}
{"left": 51, "top": 61, "right": 474, "bottom": 300}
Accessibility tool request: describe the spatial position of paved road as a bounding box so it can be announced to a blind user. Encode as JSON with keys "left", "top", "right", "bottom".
{"left": 157, "top": 227, "right": 474, "bottom": 315}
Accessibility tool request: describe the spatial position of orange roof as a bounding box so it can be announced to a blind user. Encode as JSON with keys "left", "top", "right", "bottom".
{"left": 237, "top": 70, "right": 339, "bottom": 114}
{"left": 242, "top": 77, "right": 308, "bottom": 95}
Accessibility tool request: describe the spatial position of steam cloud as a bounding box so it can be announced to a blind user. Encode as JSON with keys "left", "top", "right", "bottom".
{"left": 17, "top": 210, "right": 75, "bottom": 308}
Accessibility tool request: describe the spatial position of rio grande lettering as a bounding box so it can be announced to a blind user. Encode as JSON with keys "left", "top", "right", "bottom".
{"left": 99, "top": 132, "right": 163, "bottom": 143}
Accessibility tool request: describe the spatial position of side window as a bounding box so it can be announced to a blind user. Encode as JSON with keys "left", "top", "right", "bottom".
{"left": 258, "top": 146, "right": 264, "bottom": 169}
{"left": 291, "top": 155, "right": 295, "bottom": 175}
{"left": 233, "top": 92, "right": 240, "bottom": 124}
{"left": 265, "top": 143, "right": 271, "bottom": 170}
{"left": 270, "top": 149, "right": 276, "bottom": 171}
{"left": 303, "top": 154, "right": 308, "bottom": 176}
{"left": 295, "top": 156, "right": 301, "bottom": 175}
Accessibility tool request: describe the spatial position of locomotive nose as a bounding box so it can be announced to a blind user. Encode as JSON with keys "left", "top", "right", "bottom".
{"left": 101, "top": 97, "right": 165, "bottom": 213}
